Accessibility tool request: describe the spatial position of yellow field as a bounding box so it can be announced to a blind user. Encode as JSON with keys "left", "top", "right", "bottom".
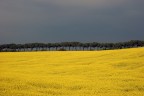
{"left": 0, "top": 48, "right": 144, "bottom": 96}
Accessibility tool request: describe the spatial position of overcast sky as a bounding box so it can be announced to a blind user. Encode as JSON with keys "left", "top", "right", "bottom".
{"left": 0, "top": 0, "right": 144, "bottom": 44}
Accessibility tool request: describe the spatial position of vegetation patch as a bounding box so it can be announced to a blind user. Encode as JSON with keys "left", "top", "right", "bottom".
{"left": 0, "top": 48, "right": 144, "bottom": 96}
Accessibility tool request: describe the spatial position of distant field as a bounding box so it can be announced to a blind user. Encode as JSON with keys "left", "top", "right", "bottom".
{"left": 0, "top": 48, "right": 144, "bottom": 96}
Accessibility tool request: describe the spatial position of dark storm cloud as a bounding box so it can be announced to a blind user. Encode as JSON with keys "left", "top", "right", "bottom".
{"left": 0, "top": 0, "right": 144, "bottom": 44}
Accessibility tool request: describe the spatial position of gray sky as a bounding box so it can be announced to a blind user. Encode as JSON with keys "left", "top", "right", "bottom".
{"left": 0, "top": 0, "right": 144, "bottom": 44}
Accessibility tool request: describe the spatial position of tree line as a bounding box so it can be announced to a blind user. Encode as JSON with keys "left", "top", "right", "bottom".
{"left": 0, "top": 40, "right": 144, "bottom": 52}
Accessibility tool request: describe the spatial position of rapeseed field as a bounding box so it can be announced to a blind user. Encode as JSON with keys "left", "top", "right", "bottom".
{"left": 0, "top": 48, "right": 144, "bottom": 96}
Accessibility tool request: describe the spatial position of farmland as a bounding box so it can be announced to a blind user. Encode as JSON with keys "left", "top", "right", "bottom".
{"left": 0, "top": 48, "right": 144, "bottom": 96}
